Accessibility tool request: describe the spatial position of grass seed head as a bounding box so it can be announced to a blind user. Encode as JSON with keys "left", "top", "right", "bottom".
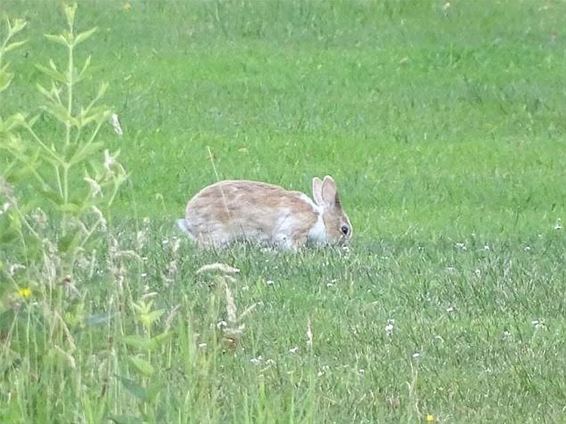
{"left": 196, "top": 263, "right": 240, "bottom": 275}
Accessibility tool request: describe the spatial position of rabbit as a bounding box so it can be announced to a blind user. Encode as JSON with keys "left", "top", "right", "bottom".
{"left": 176, "top": 176, "right": 352, "bottom": 249}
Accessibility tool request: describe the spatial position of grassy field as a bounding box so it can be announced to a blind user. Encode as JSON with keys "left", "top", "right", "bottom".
{"left": 1, "top": 0, "right": 566, "bottom": 422}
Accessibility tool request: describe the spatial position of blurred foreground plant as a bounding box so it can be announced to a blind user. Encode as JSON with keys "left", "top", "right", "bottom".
{"left": 1, "top": 4, "right": 126, "bottom": 274}
{"left": 0, "top": 5, "right": 128, "bottom": 417}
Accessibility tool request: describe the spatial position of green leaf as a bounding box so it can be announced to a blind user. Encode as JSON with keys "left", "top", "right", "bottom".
{"left": 74, "top": 27, "right": 97, "bottom": 46}
{"left": 44, "top": 33, "right": 69, "bottom": 47}
{"left": 78, "top": 107, "right": 110, "bottom": 128}
{"left": 150, "top": 331, "right": 173, "bottom": 348}
{"left": 8, "top": 18, "right": 27, "bottom": 35}
{"left": 79, "top": 55, "right": 92, "bottom": 79}
{"left": 141, "top": 309, "right": 164, "bottom": 327}
{"left": 0, "top": 113, "right": 26, "bottom": 132}
{"left": 36, "top": 81, "right": 63, "bottom": 104}
{"left": 123, "top": 333, "right": 172, "bottom": 351}
{"left": 36, "top": 83, "right": 54, "bottom": 101}
{"left": 41, "top": 102, "right": 79, "bottom": 127}
{"left": 123, "top": 335, "right": 152, "bottom": 350}
{"left": 96, "top": 81, "right": 109, "bottom": 99}
{"left": 3, "top": 39, "right": 27, "bottom": 54}
{"left": 2, "top": 151, "right": 41, "bottom": 182}
{"left": 129, "top": 356, "right": 155, "bottom": 377}
{"left": 28, "top": 114, "right": 40, "bottom": 128}
{"left": 35, "top": 64, "right": 66, "bottom": 84}
{"left": 0, "top": 70, "right": 14, "bottom": 93}
{"left": 115, "top": 375, "right": 148, "bottom": 402}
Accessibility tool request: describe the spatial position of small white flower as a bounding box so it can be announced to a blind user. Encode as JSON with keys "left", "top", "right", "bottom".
{"left": 266, "top": 280, "right": 274, "bottom": 286}
{"left": 554, "top": 219, "right": 562, "bottom": 230}
{"left": 524, "top": 246, "right": 531, "bottom": 252}
{"left": 385, "top": 319, "right": 395, "bottom": 336}
{"left": 250, "top": 356, "right": 263, "bottom": 365}
{"left": 483, "top": 244, "right": 491, "bottom": 251}
{"left": 170, "top": 236, "right": 181, "bottom": 254}
{"left": 474, "top": 269, "right": 481, "bottom": 277}
{"left": 532, "top": 319, "right": 546, "bottom": 330}
{"left": 455, "top": 242, "right": 467, "bottom": 251}
{"left": 317, "top": 365, "right": 329, "bottom": 377}
{"left": 289, "top": 346, "right": 299, "bottom": 354}
{"left": 110, "top": 113, "right": 123, "bottom": 136}
{"left": 198, "top": 343, "right": 207, "bottom": 349}
{"left": 446, "top": 305, "right": 455, "bottom": 313}
{"left": 412, "top": 352, "right": 421, "bottom": 359}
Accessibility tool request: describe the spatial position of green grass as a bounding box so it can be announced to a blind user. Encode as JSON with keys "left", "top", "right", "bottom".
{"left": 1, "top": 0, "right": 566, "bottom": 422}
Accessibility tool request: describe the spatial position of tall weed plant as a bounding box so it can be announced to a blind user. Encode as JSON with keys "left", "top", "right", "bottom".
{"left": 0, "top": 3, "right": 126, "bottom": 303}
{"left": 0, "top": 4, "right": 131, "bottom": 419}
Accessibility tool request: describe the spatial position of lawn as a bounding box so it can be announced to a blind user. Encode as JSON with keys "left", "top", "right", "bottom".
{"left": 1, "top": 0, "right": 565, "bottom": 422}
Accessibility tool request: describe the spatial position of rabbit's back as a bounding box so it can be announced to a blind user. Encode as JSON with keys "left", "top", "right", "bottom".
{"left": 183, "top": 180, "right": 319, "bottom": 247}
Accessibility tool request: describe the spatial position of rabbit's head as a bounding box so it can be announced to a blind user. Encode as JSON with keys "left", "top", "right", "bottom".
{"left": 312, "top": 176, "right": 352, "bottom": 245}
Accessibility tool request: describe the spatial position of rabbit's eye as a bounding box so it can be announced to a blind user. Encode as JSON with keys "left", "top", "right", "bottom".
{"left": 341, "top": 225, "right": 349, "bottom": 235}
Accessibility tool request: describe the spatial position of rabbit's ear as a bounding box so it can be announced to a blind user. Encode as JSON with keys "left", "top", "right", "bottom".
{"left": 312, "top": 177, "right": 324, "bottom": 206}
{"left": 321, "top": 176, "right": 339, "bottom": 207}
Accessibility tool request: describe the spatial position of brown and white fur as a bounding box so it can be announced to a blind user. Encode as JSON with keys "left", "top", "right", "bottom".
{"left": 177, "top": 176, "right": 352, "bottom": 249}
